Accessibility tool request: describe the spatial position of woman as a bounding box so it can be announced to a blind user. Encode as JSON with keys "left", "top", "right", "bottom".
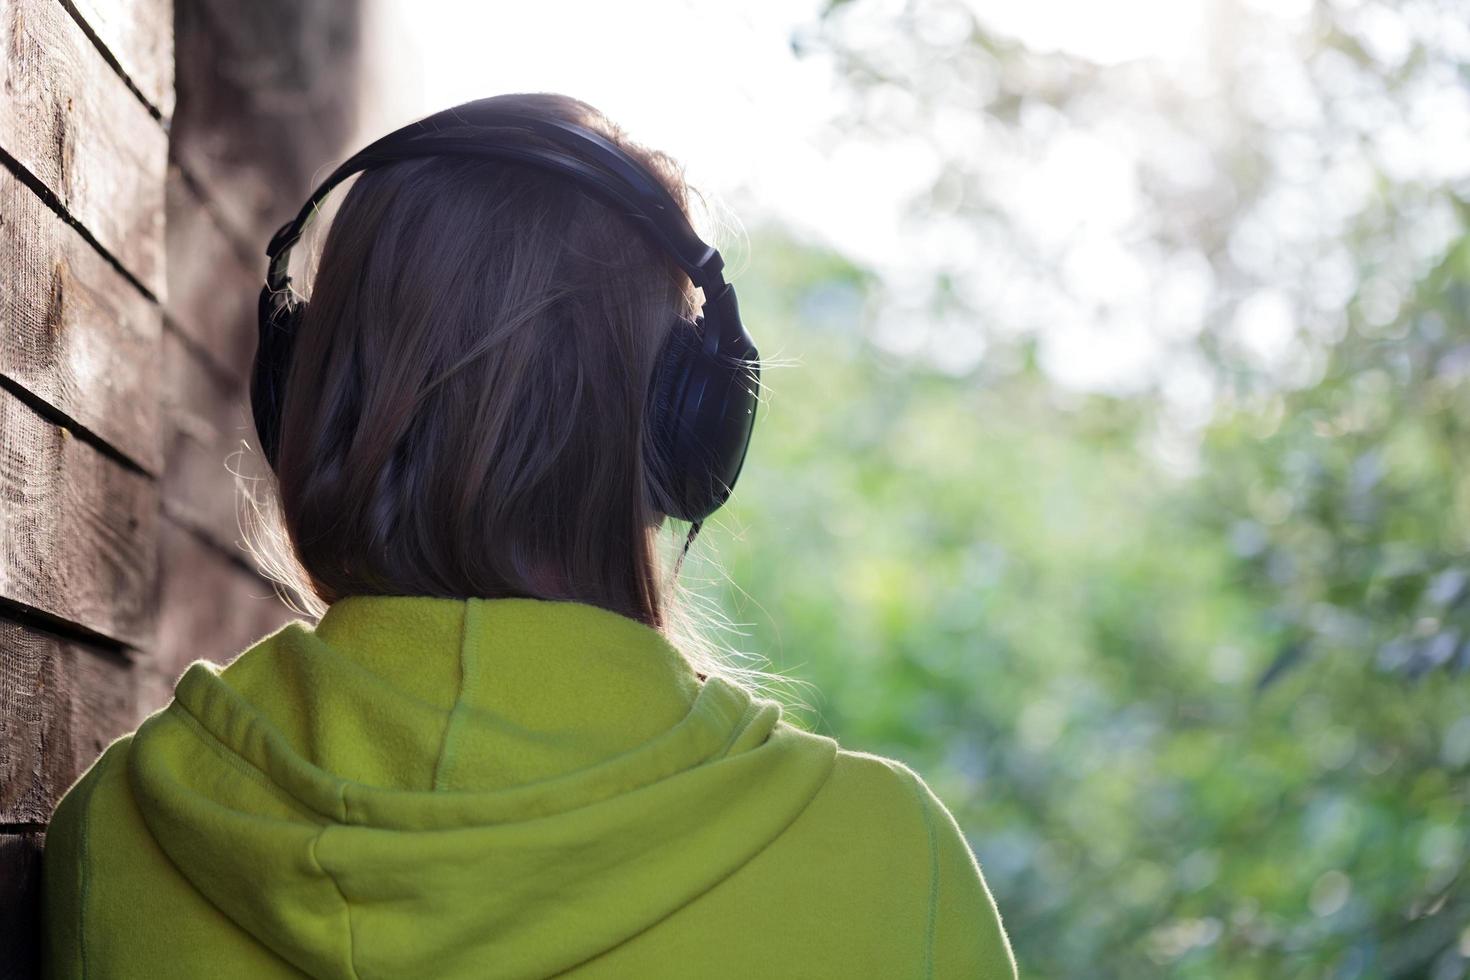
{"left": 42, "top": 92, "right": 1016, "bottom": 979}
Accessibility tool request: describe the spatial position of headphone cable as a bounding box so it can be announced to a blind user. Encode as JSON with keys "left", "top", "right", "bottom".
{"left": 672, "top": 519, "right": 702, "bottom": 579}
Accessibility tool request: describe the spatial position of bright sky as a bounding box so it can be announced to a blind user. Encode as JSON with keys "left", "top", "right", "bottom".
{"left": 358, "top": 0, "right": 1466, "bottom": 402}
{"left": 357, "top": 0, "right": 840, "bottom": 270}
{"left": 359, "top": 0, "right": 1217, "bottom": 272}
{"left": 359, "top": 0, "right": 1168, "bottom": 389}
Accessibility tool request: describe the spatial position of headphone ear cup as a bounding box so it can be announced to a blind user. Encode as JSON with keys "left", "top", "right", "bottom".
{"left": 645, "top": 317, "right": 701, "bottom": 516}
{"left": 251, "top": 285, "right": 304, "bottom": 471}
{"left": 644, "top": 312, "right": 761, "bottom": 524}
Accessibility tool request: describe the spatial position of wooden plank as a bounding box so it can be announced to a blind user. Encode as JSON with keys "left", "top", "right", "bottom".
{"left": 161, "top": 323, "right": 269, "bottom": 553}
{"left": 171, "top": 0, "right": 300, "bottom": 251}
{"left": 0, "top": 386, "right": 158, "bottom": 648}
{"left": 0, "top": 164, "right": 162, "bottom": 474}
{"left": 0, "top": 617, "right": 132, "bottom": 823}
{"left": 66, "top": 0, "right": 176, "bottom": 119}
{"left": 171, "top": 0, "right": 362, "bottom": 253}
{"left": 0, "top": 0, "right": 167, "bottom": 297}
{"left": 0, "top": 830, "right": 43, "bottom": 980}
{"left": 138, "top": 515, "right": 293, "bottom": 719}
{"left": 165, "top": 164, "right": 262, "bottom": 385}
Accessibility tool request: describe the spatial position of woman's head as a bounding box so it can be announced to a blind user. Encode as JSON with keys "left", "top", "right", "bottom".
{"left": 246, "top": 93, "right": 709, "bottom": 633}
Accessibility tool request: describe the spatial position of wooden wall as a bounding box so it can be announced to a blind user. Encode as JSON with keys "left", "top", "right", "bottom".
{"left": 0, "top": 1, "right": 362, "bottom": 974}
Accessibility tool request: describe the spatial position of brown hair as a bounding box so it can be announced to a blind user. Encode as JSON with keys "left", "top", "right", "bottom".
{"left": 242, "top": 94, "right": 817, "bottom": 714}
{"left": 237, "top": 93, "right": 798, "bottom": 697}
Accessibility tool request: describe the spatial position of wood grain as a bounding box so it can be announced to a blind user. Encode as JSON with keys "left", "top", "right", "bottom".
{"left": 0, "top": 617, "right": 132, "bottom": 823}
{"left": 165, "top": 164, "right": 262, "bottom": 385}
{"left": 0, "top": 386, "right": 158, "bottom": 648}
{"left": 161, "top": 323, "right": 272, "bottom": 556}
{"left": 171, "top": 0, "right": 363, "bottom": 253}
{"left": 0, "top": 164, "right": 162, "bottom": 474}
{"left": 66, "top": 0, "right": 176, "bottom": 118}
{"left": 137, "top": 515, "right": 294, "bottom": 719}
{"left": 0, "top": 0, "right": 168, "bottom": 297}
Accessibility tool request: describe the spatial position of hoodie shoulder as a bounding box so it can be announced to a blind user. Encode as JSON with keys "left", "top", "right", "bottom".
{"left": 41, "top": 722, "right": 311, "bottom": 979}
{"left": 837, "top": 750, "right": 1018, "bottom": 980}
{"left": 564, "top": 740, "right": 1011, "bottom": 979}
{"left": 42, "top": 734, "right": 130, "bottom": 979}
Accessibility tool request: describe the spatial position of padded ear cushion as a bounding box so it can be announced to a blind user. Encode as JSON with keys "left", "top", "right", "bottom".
{"left": 644, "top": 316, "right": 701, "bottom": 513}
{"left": 251, "top": 285, "right": 303, "bottom": 470}
{"left": 679, "top": 338, "right": 759, "bottom": 520}
{"left": 644, "top": 312, "right": 760, "bottom": 523}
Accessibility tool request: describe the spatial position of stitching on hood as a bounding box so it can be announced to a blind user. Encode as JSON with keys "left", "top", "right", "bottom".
{"left": 310, "top": 821, "right": 362, "bottom": 980}
{"left": 713, "top": 698, "right": 761, "bottom": 759}
{"left": 166, "top": 699, "right": 327, "bottom": 823}
{"left": 430, "top": 600, "right": 471, "bottom": 791}
{"left": 75, "top": 741, "right": 121, "bottom": 980}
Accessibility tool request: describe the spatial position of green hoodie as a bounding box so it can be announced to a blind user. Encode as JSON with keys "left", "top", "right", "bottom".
{"left": 42, "top": 595, "right": 1016, "bottom": 978}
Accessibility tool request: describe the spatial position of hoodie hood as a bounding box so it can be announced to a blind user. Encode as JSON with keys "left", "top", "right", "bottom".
{"left": 127, "top": 595, "right": 838, "bottom": 980}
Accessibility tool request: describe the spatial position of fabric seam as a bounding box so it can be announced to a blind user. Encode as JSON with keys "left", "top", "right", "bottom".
{"left": 906, "top": 766, "right": 940, "bottom": 980}
{"left": 166, "top": 700, "right": 324, "bottom": 821}
{"left": 431, "top": 601, "right": 471, "bottom": 791}
{"left": 546, "top": 736, "right": 840, "bottom": 977}
{"left": 713, "top": 698, "right": 760, "bottom": 758}
{"left": 166, "top": 663, "right": 739, "bottom": 825}
{"left": 75, "top": 744, "right": 116, "bottom": 980}
{"left": 309, "top": 816, "right": 362, "bottom": 980}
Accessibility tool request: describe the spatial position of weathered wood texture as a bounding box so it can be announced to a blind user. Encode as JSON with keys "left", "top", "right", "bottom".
{"left": 0, "top": 0, "right": 363, "bottom": 965}
{"left": 137, "top": 516, "right": 297, "bottom": 716}
{"left": 0, "top": 0, "right": 167, "bottom": 297}
{"left": 0, "top": 163, "right": 163, "bottom": 474}
{"left": 164, "top": 165, "right": 260, "bottom": 383}
{"left": 0, "top": 0, "right": 171, "bottom": 966}
{"left": 0, "top": 617, "right": 132, "bottom": 823}
{"left": 173, "top": 0, "right": 364, "bottom": 251}
{"left": 147, "top": 0, "right": 367, "bottom": 728}
{"left": 67, "top": 0, "right": 176, "bottom": 117}
{"left": 161, "top": 322, "right": 268, "bottom": 555}
{"left": 144, "top": 0, "right": 367, "bottom": 724}
{"left": 0, "top": 387, "right": 159, "bottom": 649}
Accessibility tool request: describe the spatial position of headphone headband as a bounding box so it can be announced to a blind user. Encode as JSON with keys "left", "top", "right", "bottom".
{"left": 266, "top": 105, "right": 727, "bottom": 295}
{"left": 254, "top": 101, "right": 761, "bottom": 526}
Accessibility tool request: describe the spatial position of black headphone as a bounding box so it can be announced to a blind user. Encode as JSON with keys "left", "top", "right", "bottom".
{"left": 252, "top": 99, "right": 761, "bottom": 526}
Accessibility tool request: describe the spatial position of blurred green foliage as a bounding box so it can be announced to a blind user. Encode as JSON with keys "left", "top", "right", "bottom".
{"left": 687, "top": 1, "right": 1470, "bottom": 975}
